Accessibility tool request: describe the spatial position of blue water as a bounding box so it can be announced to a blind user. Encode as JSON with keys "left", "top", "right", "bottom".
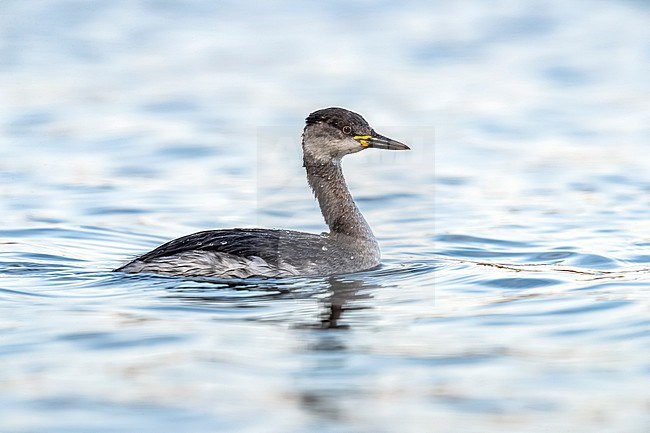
{"left": 1, "top": 1, "right": 649, "bottom": 432}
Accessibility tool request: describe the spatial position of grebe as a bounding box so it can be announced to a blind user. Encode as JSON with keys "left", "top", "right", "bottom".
{"left": 115, "top": 107, "right": 409, "bottom": 278}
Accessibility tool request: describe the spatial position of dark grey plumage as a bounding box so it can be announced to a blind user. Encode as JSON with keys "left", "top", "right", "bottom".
{"left": 115, "top": 107, "right": 409, "bottom": 278}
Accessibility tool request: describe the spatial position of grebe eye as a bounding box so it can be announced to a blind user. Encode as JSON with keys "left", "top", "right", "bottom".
{"left": 342, "top": 125, "right": 352, "bottom": 134}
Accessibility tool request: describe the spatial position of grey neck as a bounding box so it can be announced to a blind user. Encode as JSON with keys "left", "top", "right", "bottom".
{"left": 303, "top": 157, "right": 376, "bottom": 244}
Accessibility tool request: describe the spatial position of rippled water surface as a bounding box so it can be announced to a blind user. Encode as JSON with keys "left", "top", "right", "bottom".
{"left": 1, "top": 1, "right": 649, "bottom": 432}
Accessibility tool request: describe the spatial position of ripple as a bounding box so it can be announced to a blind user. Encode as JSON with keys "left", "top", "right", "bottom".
{"left": 57, "top": 331, "right": 188, "bottom": 350}
{"left": 564, "top": 253, "right": 620, "bottom": 269}
{"left": 479, "top": 278, "right": 562, "bottom": 289}
{"left": 0, "top": 287, "right": 57, "bottom": 298}
{"left": 531, "top": 251, "right": 576, "bottom": 261}
{"left": 543, "top": 299, "right": 631, "bottom": 316}
{"left": 0, "top": 261, "right": 78, "bottom": 276}
{"left": 626, "top": 254, "right": 650, "bottom": 263}
{"left": 436, "top": 234, "right": 533, "bottom": 248}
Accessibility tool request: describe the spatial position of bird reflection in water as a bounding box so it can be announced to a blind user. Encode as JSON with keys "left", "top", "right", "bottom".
{"left": 160, "top": 276, "right": 379, "bottom": 330}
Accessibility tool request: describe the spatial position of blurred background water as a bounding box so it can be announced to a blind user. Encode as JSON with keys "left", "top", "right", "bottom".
{"left": 1, "top": 0, "right": 649, "bottom": 432}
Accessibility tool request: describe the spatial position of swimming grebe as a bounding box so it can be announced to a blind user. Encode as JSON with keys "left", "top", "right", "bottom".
{"left": 115, "top": 107, "right": 409, "bottom": 278}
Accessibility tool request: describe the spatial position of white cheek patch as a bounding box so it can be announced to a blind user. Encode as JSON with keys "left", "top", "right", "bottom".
{"left": 304, "top": 136, "right": 362, "bottom": 162}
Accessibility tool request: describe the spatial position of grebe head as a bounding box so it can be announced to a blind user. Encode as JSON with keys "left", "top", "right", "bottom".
{"left": 302, "top": 107, "right": 410, "bottom": 164}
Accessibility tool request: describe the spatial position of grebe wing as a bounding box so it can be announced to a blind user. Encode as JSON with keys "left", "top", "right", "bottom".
{"left": 135, "top": 228, "right": 329, "bottom": 266}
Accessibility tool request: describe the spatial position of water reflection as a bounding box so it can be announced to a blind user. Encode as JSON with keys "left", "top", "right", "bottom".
{"left": 304, "top": 277, "right": 377, "bottom": 330}
{"left": 161, "top": 275, "right": 380, "bottom": 330}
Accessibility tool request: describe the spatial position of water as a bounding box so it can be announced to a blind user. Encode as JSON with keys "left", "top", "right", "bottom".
{"left": 1, "top": 1, "right": 649, "bottom": 432}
